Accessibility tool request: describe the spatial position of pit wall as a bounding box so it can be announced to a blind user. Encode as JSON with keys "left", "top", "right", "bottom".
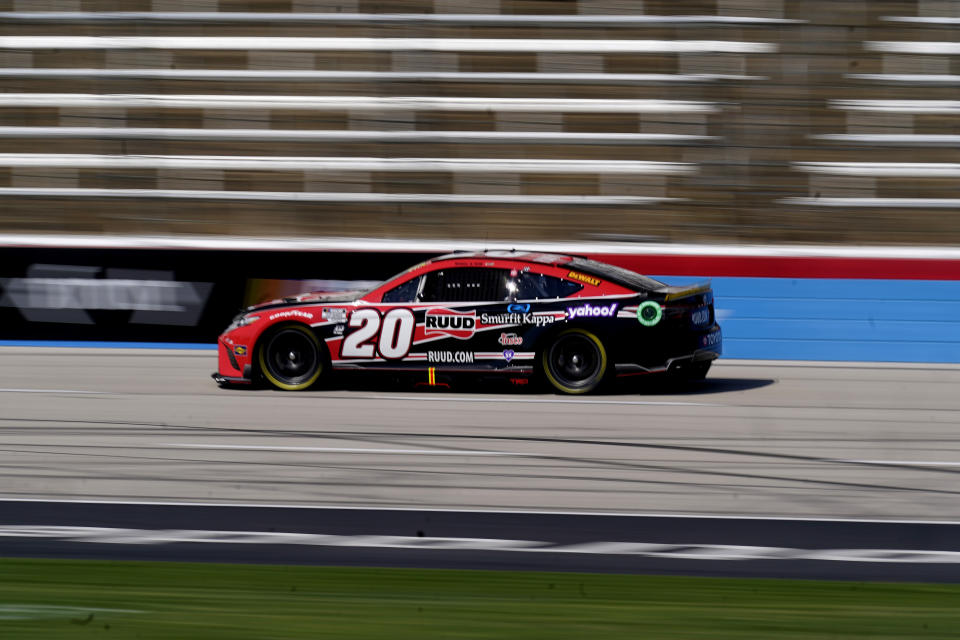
{"left": 2, "top": 238, "right": 958, "bottom": 363}
{"left": 600, "top": 253, "right": 960, "bottom": 363}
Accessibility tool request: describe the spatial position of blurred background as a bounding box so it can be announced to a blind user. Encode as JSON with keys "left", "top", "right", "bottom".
{"left": 1, "top": 0, "right": 958, "bottom": 245}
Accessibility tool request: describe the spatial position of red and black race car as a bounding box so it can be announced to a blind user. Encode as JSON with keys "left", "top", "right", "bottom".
{"left": 213, "top": 251, "right": 721, "bottom": 394}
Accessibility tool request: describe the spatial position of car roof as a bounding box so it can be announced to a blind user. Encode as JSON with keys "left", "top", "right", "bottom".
{"left": 429, "top": 250, "right": 576, "bottom": 267}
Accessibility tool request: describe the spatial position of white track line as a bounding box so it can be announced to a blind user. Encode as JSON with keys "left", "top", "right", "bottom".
{"left": 168, "top": 444, "right": 528, "bottom": 456}
{"left": 0, "top": 386, "right": 712, "bottom": 405}
{"left": 851, "top": 460, "right": 960, "bottom": 467}
{"left": 342, "top": 394, "right": 717, "bottom": 406}
{"left": 0, "top": 388, "right": 103, "bottom": 394}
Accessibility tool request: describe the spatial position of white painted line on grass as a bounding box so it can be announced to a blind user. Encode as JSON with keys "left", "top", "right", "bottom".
{"left": 0, "top": 605, "right": 143, "bottom": 621}
{"left": 0, "top": 388, "right": 103, "bottom": 394}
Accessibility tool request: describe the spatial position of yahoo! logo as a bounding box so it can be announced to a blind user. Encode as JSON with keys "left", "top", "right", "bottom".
{"left": 566, "top": 303, "right": 618, "bottom": 319}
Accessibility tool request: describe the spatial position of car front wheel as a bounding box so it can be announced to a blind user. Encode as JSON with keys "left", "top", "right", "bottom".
{"left": 542, "top": 328, "right": 608, "bottom": 394}
{"left": 257, "top": 325, "right": 326, "bottom": 391}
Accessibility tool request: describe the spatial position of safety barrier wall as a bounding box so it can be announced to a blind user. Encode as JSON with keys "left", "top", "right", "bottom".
{"left": 605, "top": 252, "right": 960, "bottom": 362}
{"left": 2, "top": 240, "right": 959, "bottom": 363}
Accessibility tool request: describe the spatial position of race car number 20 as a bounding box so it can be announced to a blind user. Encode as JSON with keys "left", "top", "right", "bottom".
{"left": 341, "top": 308, "right": 416, "bottom": 359}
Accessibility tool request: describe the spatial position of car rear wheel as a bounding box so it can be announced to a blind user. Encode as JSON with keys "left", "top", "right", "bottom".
{"left": 542, "top": 328, "right": 608, "bottom": 394}
{"left": 258, "top": 325, "right": 326, "bottom": 391}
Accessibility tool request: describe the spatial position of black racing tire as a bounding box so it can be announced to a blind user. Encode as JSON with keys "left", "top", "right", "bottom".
{"left": 541, "top": 328, "right": 609, "bottom": 395}
{"left": 257, "top": 324, "right": 327, "bottom": 391}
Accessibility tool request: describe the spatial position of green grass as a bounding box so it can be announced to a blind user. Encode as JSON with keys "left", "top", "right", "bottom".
{"left": 2, "top": 558, "right": 960, "bottom": 638}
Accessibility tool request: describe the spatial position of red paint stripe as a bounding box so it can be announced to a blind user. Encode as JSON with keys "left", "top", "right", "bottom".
{"left": 589, "top": 254, "right": 960, "bottom": 280}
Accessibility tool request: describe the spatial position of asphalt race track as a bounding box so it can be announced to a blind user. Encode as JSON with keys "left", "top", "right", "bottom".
{"left": 3, "top": 347, "right": 960, "bottom": 580}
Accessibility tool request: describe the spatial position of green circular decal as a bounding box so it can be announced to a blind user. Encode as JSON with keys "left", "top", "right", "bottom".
{"left": 636, "top": 300, "right": 663, "bottom": 327}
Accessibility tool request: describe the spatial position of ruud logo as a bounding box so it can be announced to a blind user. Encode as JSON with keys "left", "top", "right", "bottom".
{"left": 424, "top": 308, "right": 476, "bottom": 339}
{"left": 0, "top": 264, "right": 213, "bottom": 326}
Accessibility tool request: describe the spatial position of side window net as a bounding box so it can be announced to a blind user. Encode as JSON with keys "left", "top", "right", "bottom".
{"left": 421, "top": 268, "right": 510, "bottom": 302}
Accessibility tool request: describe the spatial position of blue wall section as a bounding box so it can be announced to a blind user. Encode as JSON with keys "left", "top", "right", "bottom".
{"left": 655, "top": 276, "right": 960, "bottom": 363}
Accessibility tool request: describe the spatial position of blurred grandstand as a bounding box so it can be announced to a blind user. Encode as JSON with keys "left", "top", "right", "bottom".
{"left": 0, "top": 0, "right": 958, "bottom": 244}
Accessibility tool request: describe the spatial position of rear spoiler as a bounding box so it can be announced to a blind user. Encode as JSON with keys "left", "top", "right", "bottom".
{"left": 657, "top": 280, "right": 712, "bottom": 302}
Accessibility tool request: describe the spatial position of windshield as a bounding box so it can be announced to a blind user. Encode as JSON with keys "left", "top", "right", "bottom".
{"left": 363, "top": 261, "right": 430, "bottom": 297}
{"left": 568, "top": 258, "right": 665, "bottom": 291}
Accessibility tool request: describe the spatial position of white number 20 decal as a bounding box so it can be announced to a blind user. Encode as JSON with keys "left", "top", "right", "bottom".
{"left": 341, "top": 308, "right": 416, "bottom": 359}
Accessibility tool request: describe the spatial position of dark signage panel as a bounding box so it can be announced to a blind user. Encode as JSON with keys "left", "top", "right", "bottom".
{"left": 0, "top": 248, "right": 433, "bottom": 343}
